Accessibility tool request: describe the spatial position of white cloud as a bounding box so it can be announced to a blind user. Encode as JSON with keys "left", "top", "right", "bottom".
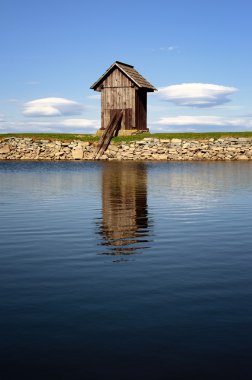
{"left": 0, "top": 118, "right": 99, "bottom": 133}
{"left": 28, "top": 118, "right": 98, "bottom": 128}
{"left": 156, "top": 115, "right": 252, "bottom": 127}
{"left": 23, "top": 97, "right": 84, "bottom": 117}
{"left": 59, "top": 119, "right": 98, "bottom": 127}
{"left": 158, "top": 83, "right": 238, "bottom": 108}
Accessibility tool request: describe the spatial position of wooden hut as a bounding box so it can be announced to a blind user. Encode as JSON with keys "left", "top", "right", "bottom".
{"left": 90, "top": 61, "right": 157, "bottom": 136}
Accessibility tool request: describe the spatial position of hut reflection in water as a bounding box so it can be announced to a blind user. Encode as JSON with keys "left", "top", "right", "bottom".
{"left": 98, "top": 163, "right": 150, "bottom": 255}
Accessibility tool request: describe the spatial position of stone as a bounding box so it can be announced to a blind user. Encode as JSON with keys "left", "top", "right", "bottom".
{"left": 72, "top": 148, "right": 83, "bottom": 160}
{"left": 0, "top": 145, "right": 10, "bottom": 154}
{"left": 121, "top": 144, "right": 130, "bottom": 150}
{"left": 168, "top": 149, "right": 178, "bottom": 153}
{"left": 151, "top": 154, "right": 160, "bottom": 159}
{"left": 46, "top": 143, "right": 56, "bottom": 148}
{"left": 226, "top": 147, "right": 238, "bottom": 151}
{"left": 236, "top": 155, "right": 249, "bottom": 160}
{"left": 55, "top": 151, "right": 65, "bottom": 156}
{"left": 238, "top": 138, "right": 249, "bottom": 142}
{"left": 20, "top": 155, "right": 32, "bottom": 160}
{"left": 2, "top": 136, "right": 252, "bottom": 162}
{"left": 182, "top": 143, "right": 191, "bottom": 148}
{"left": 196, "top": 152, "right": 204, "bottom": 158}
{"left": 124, "top": 154, "right": 134, "bottom": 159}
{"left": 82, "top": 142, "right": 90, "bottom": 147}
{"left": 107, "top": 145, "right": 118, "bottom": 152}
{"left": 158, "top": 154, "right": 168, "bottom": 160}
{"left": 135, "top": 140, "right": 146, "bottom": 145}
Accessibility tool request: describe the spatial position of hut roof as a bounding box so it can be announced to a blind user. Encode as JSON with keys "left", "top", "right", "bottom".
{"left": 90, "top": 61, "right": 157, "bottom": 91}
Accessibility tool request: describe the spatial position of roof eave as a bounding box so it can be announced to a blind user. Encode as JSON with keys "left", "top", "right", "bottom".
{"left": 90, "top": 62, "right": 157, "bottom": 91}
{"left": 140, "top": 86, "right": 158, "bottom": 92}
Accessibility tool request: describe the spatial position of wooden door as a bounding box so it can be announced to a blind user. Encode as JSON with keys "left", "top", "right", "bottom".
{"left": 110, "top": 109, "right": 132, "bottom": 130}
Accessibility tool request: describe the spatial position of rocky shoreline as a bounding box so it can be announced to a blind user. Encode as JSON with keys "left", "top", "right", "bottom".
{"left": 1, "top": 137, "right": 252, "bottom": 161}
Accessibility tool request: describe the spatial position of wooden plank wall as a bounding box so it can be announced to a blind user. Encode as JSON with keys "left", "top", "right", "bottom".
{"left": 102, "top": 68, "right": 132, "bottom": 88}
{"left": 103, "top": 88, "right": 135, "bottom": 130}
{"left": 99, "top": 68, "right": 149, "bottom": 131}
{"left": 135, "top": 90, "right": 147, "bottom": 130}
{"left": 101, "top": 68, "right": 136, "bottom": 130}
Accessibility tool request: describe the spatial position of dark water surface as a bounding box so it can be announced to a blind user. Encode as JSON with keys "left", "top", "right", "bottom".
{"left": 1, "top": 161, "right": 252, "bottom": 379}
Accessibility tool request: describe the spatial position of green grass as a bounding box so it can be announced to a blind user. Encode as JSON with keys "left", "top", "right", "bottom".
{"left": 2, "top": 131, "right": 252, "bottom": 142}
{"left": 113, "top": 131, "right": 252, "bottom": 142}
{"left": 113, "top": 131, "right": 252, "bottom": 141}
{"left": 0, "top": 133, "right": 99, "bottom": 142}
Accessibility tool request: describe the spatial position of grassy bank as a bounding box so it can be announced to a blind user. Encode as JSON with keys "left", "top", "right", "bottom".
{"left": 113, "top": 131, "right": 252, "bottom": 142}
{"left": 0, "top": 133, "right": 99, "bottom": 142}
{"left": 2, "top": 132, "right": 252, "bottom": 142}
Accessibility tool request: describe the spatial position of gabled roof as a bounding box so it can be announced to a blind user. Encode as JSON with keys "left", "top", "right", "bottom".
{"left": 90, "top": 61, "right": 157, "bottom": 91}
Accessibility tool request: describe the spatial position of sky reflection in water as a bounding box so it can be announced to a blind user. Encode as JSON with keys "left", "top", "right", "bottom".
{"left": 1, "top": 161, "right": 252, "bottom": 379}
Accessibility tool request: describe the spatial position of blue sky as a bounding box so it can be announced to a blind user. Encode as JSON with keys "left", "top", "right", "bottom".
{"left": 1, "top": 0, "right": 252, "bottom": 133}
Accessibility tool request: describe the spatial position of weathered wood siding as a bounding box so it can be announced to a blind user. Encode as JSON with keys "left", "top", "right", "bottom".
{"left": 102, "top": 68, "right": 132, "bottom": 88}
{"left": 102, "top": 89, "right": 135, "bottom": 130}
{"left": 135, "top": 90, "right": 147, "bottom": 130}
{"left": 91, "top": 61, "right": 156, "bottom": 133}
{"left": 99, "top": 67, "right": 148, "bottom": 131}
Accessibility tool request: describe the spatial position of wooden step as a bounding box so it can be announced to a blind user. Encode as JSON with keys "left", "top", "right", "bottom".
{"left": 94, "top": 110, "right": 123, "bottom": 159}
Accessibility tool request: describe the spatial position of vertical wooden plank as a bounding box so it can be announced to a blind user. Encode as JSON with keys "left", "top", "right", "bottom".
{"left": 108, "top": 88, "right": 111, "bottom": 108}
{"left": 124, "top": 109, "right": 132, "bottom": 130}
{"left": 137, "top": 90, "right": 147, "bottom": 130}
{"left": 101, "top": 91, "right": 104, "bottom": 129}
{"left": 112, "top": 88, "right": 114, "bottom": 109}
{"left": 122, "top": 88, "right": 125, "bottom": 129}
{"left": 136, "top": 90, "right": 139, "bottom": 130}
{"left": 131, "top": 87, "right": 135, "bottom": 129}
{"left": 112, "top": 69, "right": 115, "bottom": 87}
{"left": 125, "top": 108, "right": 128, "bottom": 130}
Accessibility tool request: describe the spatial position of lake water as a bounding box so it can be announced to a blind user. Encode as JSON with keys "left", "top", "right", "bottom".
{"left": 1, "top": 161, "right": 252, "bottom": 379}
